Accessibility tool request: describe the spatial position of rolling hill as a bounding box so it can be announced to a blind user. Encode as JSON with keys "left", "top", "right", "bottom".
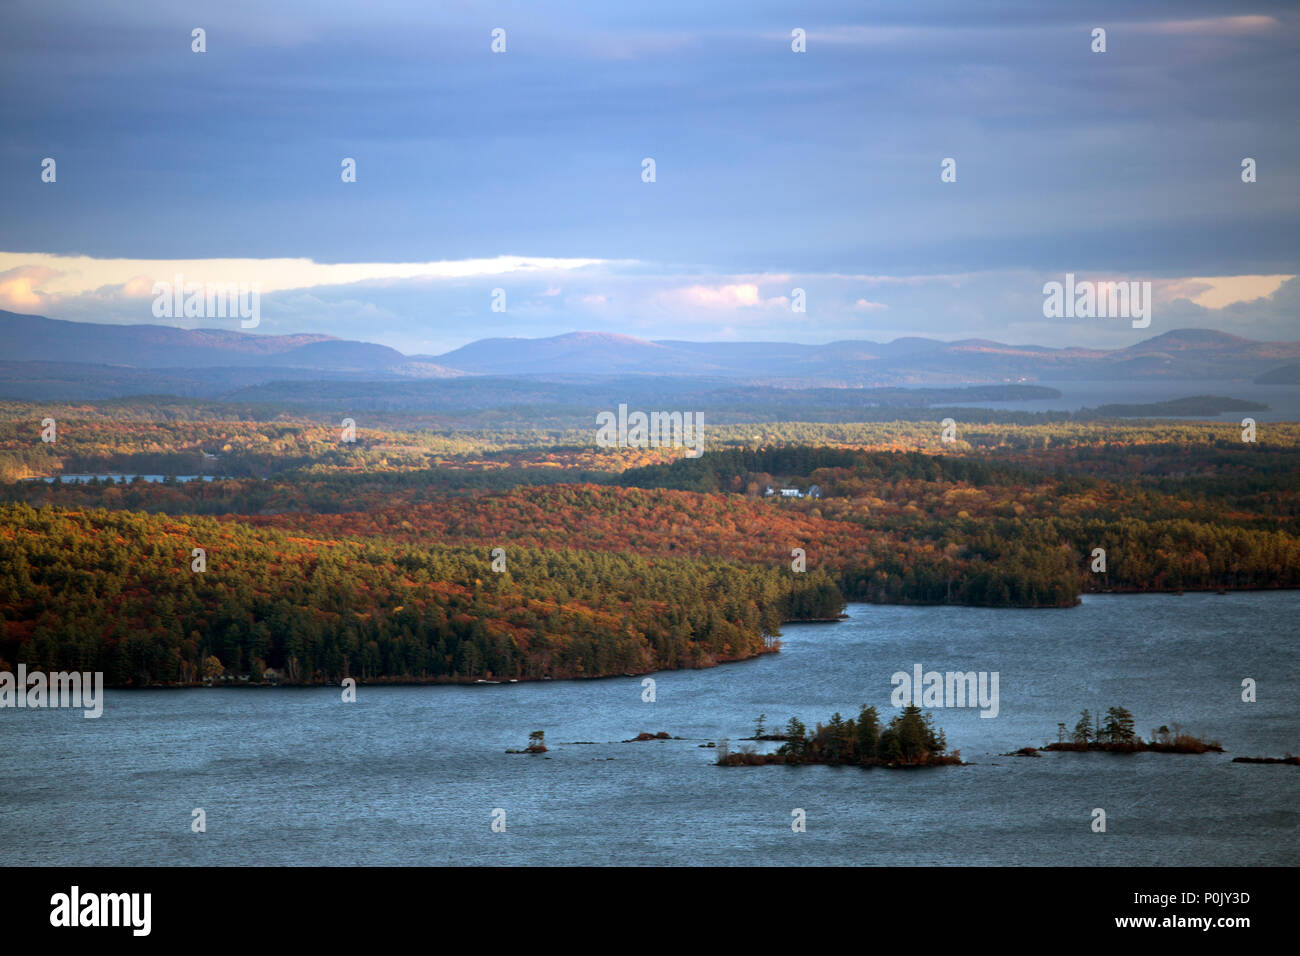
{"left": 3, "top": 310, "right": 1299, "bottom": 401}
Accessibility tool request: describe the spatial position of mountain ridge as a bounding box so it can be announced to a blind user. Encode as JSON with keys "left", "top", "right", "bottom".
{"left": 4, "top": 310, "right": 1299, "bottom": 389}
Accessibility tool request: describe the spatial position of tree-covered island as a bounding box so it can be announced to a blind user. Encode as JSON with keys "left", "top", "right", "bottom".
{"left": 1025, "top": 708, "right": 1224, "bottom": 754}
{"left": 716, "top": 704, "right": 963, "bottom": 768}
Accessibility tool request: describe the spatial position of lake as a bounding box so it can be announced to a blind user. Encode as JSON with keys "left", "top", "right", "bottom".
{"left": 1, "top": 593, "right": 1296, "bottom": 866}
{"left": 950, "top": 379, "right": 1300, "bottom": 422}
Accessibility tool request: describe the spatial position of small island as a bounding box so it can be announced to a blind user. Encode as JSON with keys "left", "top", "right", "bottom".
{"left": 506, "top": 730, "right": 548, "bottom": 754}
{"left": 1024, "top": 708, "right": 1223, "bottom": 755}
{"left": 716, "top": 704, "right": 963, "bottom": 768}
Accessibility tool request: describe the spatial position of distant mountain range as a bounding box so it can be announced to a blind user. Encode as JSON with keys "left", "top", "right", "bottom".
{"left": 0, "top": 310, "right": 456, "bottom": 377}
{"left": 3, "top": 310, "right": 1300, "bottom": 401}
{"left": 429, "top": 327, "right": 1300, "bottom": 385}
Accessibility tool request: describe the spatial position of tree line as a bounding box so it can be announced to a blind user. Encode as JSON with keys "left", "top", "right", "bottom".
{"left": 0, "top": 503, "right": 842, "bottom": 687}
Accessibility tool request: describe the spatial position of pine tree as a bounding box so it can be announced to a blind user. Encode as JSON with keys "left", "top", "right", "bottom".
{"left": 826, "top": 712, "right": 846, "bottom": 764}
{"left": 1072, "top": 710, "right": 1093, "bottom": 745}
{"left": 779, "top": 717, "right": 807, "bottom": 761}
{"left": 856, "top": 705, "right": 880, "bottom": 762}
{"left": 1103, "top": 706, "right": 1136, "bottom": 745}
{"left": 1099, "top": 707, "right": 1136, "bottom": 745}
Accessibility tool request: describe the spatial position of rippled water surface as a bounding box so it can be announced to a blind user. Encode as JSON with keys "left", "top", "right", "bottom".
{"left": 2, "top": 593, "right": 1296, "bottom": 865}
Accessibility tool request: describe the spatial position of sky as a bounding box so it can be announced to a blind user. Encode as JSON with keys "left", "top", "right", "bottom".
{"left": 1, "top": 0, "right": 1298, "bottom": 355}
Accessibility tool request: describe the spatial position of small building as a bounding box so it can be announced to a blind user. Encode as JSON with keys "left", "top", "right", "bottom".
{"left": 779, "top": 488, "right": 801, "bottom": 498}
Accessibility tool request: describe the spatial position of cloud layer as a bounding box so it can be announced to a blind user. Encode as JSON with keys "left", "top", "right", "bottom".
{"left": 1, "top": 253, "right": 1294, "bottom": 354}
{"left": 1, "top": 1, "right": 1296, "bottom": 349}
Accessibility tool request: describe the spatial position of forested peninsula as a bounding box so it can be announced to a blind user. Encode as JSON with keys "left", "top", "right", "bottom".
{"left": 3, "top": 411, "right": 1298, "bottom": 687}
